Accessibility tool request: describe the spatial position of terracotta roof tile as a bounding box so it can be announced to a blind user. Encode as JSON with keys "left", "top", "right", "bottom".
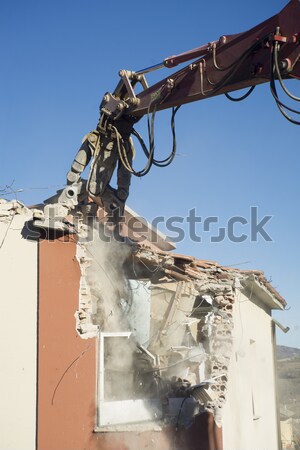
{"left": 132, "top": 243, "right": 286, "bottom": 307}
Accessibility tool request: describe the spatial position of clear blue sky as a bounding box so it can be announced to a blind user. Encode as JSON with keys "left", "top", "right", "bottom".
{"left": 1, "top": 0, "right": 299, "bottom": 347}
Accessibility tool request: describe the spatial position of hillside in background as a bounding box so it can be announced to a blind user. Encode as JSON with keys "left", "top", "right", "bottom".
{"left": 277, "top": 345, "right": 300, "bottom": 419}
{"left": 277, "top": 345, "right": 300, "bottom": 361}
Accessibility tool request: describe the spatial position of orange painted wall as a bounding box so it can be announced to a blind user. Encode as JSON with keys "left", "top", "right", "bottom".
{"left": 38, "top": 237, "right": 98, "bottom": 450}
{"left": 38, "top": 238, "right": 221, "bottom": 450}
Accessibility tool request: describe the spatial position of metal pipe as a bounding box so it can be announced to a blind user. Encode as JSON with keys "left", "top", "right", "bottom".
{"left": 135, "top": 41, "right": 214, "bottom": 74}
{"left": 272, "top": 318, "right": 290, "bottom": 333}
{"left": 135, "top": 62, "right": 165, "bottom": 75}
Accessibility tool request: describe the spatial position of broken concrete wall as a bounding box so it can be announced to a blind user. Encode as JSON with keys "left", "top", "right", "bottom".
{"left": 1, "top": 198, "right": 285, "bottom": 450}
{"left": 74, "top": 220, "right": 240, "bottom": 432}
{"left": 35, "top": 207, "right": 284, "bottom": 449}
{"left": 34, "top": 227, "right": 225, "bottom": 449}
{"left": 75, "top": 224, "right": 132, "bottom": 338}
{"left": 194, "top": 282, "right": 235, "bottom": 426}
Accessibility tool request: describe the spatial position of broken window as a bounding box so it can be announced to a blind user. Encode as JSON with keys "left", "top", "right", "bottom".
{"left": 94, "top": 279, "right": 231, "bottom": 430}
{"left": 97, "top": 332, "right": 163, "bottom": 428}
{"left": 76, "top": 238, "right": 237, "bottom": 431}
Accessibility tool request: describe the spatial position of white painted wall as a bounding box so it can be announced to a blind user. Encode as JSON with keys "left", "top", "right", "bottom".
{"left": 0, "top": 212, "right": 37, "bottom": 450}
{"left": 222, "top": 289, "right": 280, "bottom": 450}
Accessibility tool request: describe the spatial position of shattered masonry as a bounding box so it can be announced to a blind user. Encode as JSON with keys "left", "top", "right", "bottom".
{"left": 74, "top": 215, "right": 269, "bottom": 427}
{"left": 0, "top": 199, "right": 286, "bottom": 430}
{"left": 0, "top": 198, "right": 286, "bottom": 450}
{"left": 0, "top": 199, "right": 30, "bottom": 220}
{"left": 128, "top": 248, "right": 239, "bottom": 425}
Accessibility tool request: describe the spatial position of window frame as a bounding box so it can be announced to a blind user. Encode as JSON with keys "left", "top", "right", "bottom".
{"left": 97, "top": 331, "right": 163, "bottom": 429}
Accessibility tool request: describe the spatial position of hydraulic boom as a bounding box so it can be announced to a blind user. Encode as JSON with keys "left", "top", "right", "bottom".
{"left": 102, "top": 0, "right": 300, "bottom": 120}
{"left": 35, "top": 0, "right": 300, "bottom": 233}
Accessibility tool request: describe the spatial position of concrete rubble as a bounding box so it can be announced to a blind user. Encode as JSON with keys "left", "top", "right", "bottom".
{"left": 71, "top": 209, "right": 286, "bottom": 429}
{"left": 0, "top": 199, "right": 30, "bottom": 218}
{"left": 0, "top": 198, "right": 286, "bottom": 431}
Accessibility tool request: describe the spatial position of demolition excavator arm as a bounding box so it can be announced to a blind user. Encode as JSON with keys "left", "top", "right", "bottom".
{"left": 34, "top": 0, "right": 300, "bottom": 232}
{"left": 102, "top": 0, "right": 300, "bottom": 120}
{"left": 94, "top": 0, "right": 300, "bottom": 184}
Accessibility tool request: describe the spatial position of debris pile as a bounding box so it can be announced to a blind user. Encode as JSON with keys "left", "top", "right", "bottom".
{"left": 73, "top": 219, "right": 250, "bottom": 428}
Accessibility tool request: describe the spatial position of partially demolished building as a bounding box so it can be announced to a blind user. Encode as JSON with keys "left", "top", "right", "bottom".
{"left": 0, "top": 199, "right": 285, "bottom": 450}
